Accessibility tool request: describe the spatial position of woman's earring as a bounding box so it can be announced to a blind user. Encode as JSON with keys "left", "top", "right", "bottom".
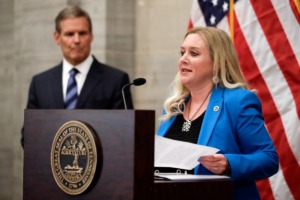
{"left": 212, "top": 75, "right": 219, "bottom": 84}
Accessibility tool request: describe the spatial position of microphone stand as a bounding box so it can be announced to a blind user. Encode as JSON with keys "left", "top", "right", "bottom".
{"left": 122, "top": 83, "right": 133, "bottom": 110}
{"left": 122, "top": 78, "right": 146, "bottom": 110}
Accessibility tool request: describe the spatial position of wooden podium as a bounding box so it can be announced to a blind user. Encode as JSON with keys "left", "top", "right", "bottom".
{"left": 23, "top": 109, "right": 232, "bottom": 200}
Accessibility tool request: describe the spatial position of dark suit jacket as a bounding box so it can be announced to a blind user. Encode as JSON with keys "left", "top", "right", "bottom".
{"left": 22, "top": 56, "right": 133, "bottom": 146}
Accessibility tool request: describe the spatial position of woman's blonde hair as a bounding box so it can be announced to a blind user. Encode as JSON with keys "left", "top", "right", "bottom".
{"left": 160, "top": 27, "right": 249, "bottom": 121}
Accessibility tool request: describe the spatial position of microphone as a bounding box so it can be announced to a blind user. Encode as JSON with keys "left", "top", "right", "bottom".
{"left": 122, "top": 78, "right": 146, "bottom": 110}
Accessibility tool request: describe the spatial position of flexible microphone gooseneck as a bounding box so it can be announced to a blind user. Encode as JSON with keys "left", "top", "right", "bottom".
{"left": 122, "top": 78, "right": 146, "bottom": 110}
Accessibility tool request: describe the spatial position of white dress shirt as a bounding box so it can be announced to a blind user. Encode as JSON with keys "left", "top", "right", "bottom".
{"left": 62, "top": 55, "right": 93, "bottom": 101}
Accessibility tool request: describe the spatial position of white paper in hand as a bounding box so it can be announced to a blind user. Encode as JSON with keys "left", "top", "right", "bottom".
{"left": 155, "top": 135, "right": 219, "bottom": 170}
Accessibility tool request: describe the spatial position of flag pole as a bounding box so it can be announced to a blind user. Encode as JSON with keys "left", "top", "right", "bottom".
{"left": 294, "top": 0, "right": 300, "bottom": 14}
{"left": 229, "top": 0, "right": 234, "bottom": 42}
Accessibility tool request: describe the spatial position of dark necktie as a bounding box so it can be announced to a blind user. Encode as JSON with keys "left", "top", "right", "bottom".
{"left": 65, "top": 68, "right": 79, "bottom": 109}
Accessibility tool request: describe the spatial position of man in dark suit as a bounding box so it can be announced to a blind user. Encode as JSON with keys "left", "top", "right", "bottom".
{"left": 21, "top": 5, "right": 133, "bottom": 147}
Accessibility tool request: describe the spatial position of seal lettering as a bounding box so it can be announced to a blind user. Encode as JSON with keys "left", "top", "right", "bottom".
{"left": 51, "top": 121, "right": 98, "bottom": 195}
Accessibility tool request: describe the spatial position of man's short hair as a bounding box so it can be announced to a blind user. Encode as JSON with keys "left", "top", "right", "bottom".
{"left": 55, "top": 5, "right": 92, "bottom": 33}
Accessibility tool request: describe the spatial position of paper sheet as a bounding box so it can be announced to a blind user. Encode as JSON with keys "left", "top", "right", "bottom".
{"left": 155, "top": 135, "right": 219, "bottom": 170}
{"left": 155, "top": 174, "right": 230, "bottom": 181}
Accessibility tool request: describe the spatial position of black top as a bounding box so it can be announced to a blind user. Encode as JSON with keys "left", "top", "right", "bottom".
{"left": 155, "top": 111, "right": 205, "bottom": 174}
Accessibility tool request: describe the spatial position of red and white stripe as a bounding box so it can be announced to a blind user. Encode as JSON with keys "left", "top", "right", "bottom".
{"left": 189, "top": 0, "right": 300, "bottom": 199}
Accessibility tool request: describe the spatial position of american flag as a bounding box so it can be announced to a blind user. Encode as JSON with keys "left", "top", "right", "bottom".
{"left": 188, "top": 0, "right": 300, "bottom": 199}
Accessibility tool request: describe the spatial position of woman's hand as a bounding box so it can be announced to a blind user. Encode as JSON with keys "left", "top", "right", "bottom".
{"left": 199, "top": 154, "right": 230, "bottom": 175}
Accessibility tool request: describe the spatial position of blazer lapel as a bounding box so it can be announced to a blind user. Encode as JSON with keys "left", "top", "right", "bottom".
{"left": 50, "top": 65, "right": 65, "bottom": 108}
{"left": 157, "top": 116, "right": 177, "bottom": 136}
{"left": 157, "top": 98, "right": 189, "bottom": 136}
{"left": 76, "top": 59, "right": 103, "bottom": 108}
{"left": 198, "top": 87, "right": 224, "bottom": 145}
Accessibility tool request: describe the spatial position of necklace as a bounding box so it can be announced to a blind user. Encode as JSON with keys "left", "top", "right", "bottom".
{"left": 182, "top": 91, "right": 212, "bottom": 132}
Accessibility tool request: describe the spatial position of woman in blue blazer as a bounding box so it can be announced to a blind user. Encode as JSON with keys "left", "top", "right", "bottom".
{"left": 157, "top": 27, "right": 278, "bottom": 200}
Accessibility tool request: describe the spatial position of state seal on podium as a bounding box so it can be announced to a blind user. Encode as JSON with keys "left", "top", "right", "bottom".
{"left": 50, "top": 120, "right": 98, "bottom": 195}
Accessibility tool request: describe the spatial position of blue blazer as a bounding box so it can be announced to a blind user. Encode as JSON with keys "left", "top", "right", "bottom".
{"left": 157, "top": 87, "right": 279, "bottom": 200}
